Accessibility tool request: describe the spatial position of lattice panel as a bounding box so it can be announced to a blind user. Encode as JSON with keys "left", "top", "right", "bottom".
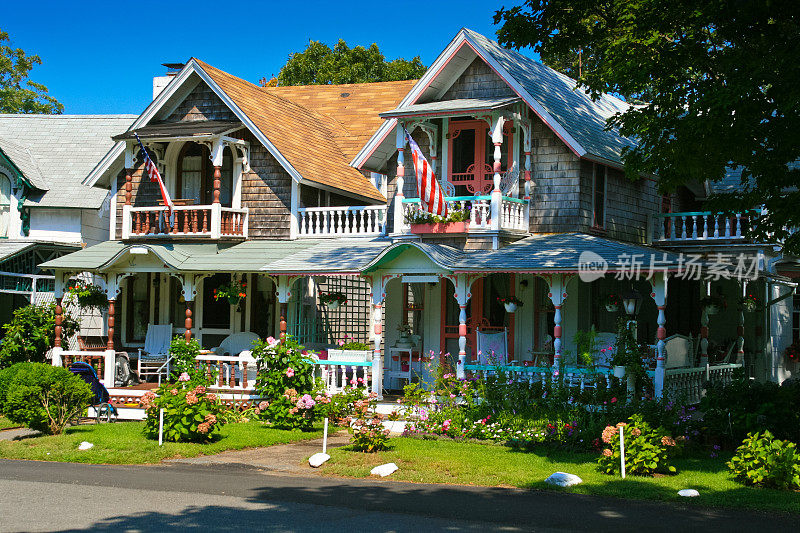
{"left": 316, "top": 276, "right": 371, "bottom": 345}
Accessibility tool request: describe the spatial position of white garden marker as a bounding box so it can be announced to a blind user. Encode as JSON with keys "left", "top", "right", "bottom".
{"left": 158, "top": 408, "right": 164, "bottom": 446}
{"left": 309, "top": 418, "right": 331, "bottom": 468}
{"left": 619, "top": 425, "right": 626, "bottom": 479}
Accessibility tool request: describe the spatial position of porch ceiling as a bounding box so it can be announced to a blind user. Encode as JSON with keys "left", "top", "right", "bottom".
{"left": 111, "top": 120, "right": 243, "bottom": 142}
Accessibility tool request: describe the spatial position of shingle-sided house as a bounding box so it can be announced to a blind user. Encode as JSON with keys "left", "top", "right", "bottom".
{"left": 0, "top": 114, "right": 135, "bottom": 328}
{"left": 39, "top": 29, "right": 796, "bottom": 409}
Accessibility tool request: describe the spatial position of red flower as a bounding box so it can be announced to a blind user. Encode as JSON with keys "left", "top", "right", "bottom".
{"left": 610, "top": 397, "right": 618, "bottom": 404}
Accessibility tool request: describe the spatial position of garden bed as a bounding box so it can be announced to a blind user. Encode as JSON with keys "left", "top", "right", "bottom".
{"left": 0, "top": 420, "right": 323, "bottom": 464}
{"left": 0, "top": 416, "right": 20, "bottom": 430}
{"left": 322, "top": 437, "right": 800, "bottom": 514}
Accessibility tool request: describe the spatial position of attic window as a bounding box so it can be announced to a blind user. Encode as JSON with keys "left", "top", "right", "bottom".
{"left": 340, "top": 92, "right": 351, "bottom": 98}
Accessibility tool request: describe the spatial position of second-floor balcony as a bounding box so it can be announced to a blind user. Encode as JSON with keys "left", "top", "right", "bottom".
{"left": 650, "top": 210, "right": 757, "bottom": 245}
{"left": 121, "top": 204, "right": 248, "bottom": 240}
{"left": 401, "top": 195, "right": 529, "bottom": 234}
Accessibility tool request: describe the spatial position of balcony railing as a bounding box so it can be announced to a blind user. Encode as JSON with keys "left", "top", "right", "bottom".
{"left": 401, "top": 195, "right": 529, "bottom": 234}
{"left": 122, "top": 204, "right": 248, "bottom": 240}
{"left": 297, "top": 205, "right": 387, "bottom": 238}
{"left": 651, "top": 211, "right": 756, "bottom": 243}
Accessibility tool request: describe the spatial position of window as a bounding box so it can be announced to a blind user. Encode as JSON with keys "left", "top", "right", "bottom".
{"left": 176, "top": 143, "right": 233, "bottom": 206}
{"left": 0, "top": 174, "right": 11, "bottom": 238}
{"left": 593, "top": 164, "right": 606, "bottom": 228}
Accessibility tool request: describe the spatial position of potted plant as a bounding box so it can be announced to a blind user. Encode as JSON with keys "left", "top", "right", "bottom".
{"left": 700, "top": 295, "right": 725, "bottom": 315}
{"left": 498, "top": 295, "right": 523, "bottom": 313}
{"left": 320, "top": 291, "right": 347, "bottom": 309}
{"left": 66, "top": 282, "right": 108, "bottom": 311}
{"left": 611, "top": 319, "right": 641, "bottom": 379}
{"left": 396, "top": 323, "right": 413, "bottom": 347}
{"left": 739, "top": 293, "right": 759, "bottom": 313}
{"left": 603, "top": 293, "right": 622, "bottom": 313}
{"left": 406, "top": 208, "right": 470, "bottom": 234}
{"left": 213, "top": 279, "right": 247, "bottom": 305}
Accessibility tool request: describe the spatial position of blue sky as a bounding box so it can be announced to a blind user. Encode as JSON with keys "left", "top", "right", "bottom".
{"left": 2, "top": 0, "right": 513, "bottom": 115}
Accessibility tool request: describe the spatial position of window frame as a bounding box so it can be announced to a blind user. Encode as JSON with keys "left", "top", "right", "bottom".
{"left": 592, "top": 163, "right": 607, "bottom": 228}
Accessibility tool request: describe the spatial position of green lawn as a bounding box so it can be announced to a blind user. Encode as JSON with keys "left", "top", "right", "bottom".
{"left": 0, "top": 420, "right": 322, "bottom": 464}
{"left": 0, "top": 416, "right": 20, "bottom": 430}
{"left": 324, "top": 437, "right": 800, "bottom": 514}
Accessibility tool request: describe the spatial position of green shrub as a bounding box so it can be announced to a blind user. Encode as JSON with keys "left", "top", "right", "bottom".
{"left": 140, "top": 381, "right": 224, "bottom": 442}
{"left": 168, "top": 336, "right": 207, "bottom": 384}
{"left": 728, "top": 431, "right": 800, "bottom": 490}
{"left": 0, "top": 363, "right": 29, "bottom": 410}
{"left": 349, "top": 393, "right": 389, "bottom": 452}
{"left": 0, "top": 304, "right": 79, "bottom": 368}
{"left": 597, "top": 414, "right": 679, "bottom": 476}
{"left": 1, "top": 362, "right": 91, "bottom": 434}
{"left": 253, "top": 336, "right": 318, "bottom": 430}
{"left": 315, "top": 386, "right": 366, "bottom": 426}
{"left": 701, "top": 376, "right": 800, "bottom": 446}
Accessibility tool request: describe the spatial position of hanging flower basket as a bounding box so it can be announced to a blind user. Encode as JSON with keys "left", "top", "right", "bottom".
{"left": 700, "top": 295, "right": 725, "bottom": 316}
{"left": 320, "top": 291, "right": 347, "bottom": 308}
{"left": 213, "top": 280, "right": 247, "bottom": 305}
{"left": 498, "top": 296, "right": 523, "bottom": 313}
{"left": 739, "top": 294, "right": 759, "bottom": 313}
{"left": 66, "top": 282, "right": 108, "bottom": 311}
{"left": 603, "top": 293, "right": 622, "bottom": 313}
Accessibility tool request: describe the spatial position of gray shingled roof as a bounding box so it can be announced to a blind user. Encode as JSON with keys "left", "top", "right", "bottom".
{"left": 41, "top": 233, "right": 692, "bottom": 277}
{"left": 380, "top": 97, "right": 521, "bottom": 119}
{"left": 0, "top": 114, "right": 136, "bottom": 208}
{"left": 464, "top": 29, "right": 636, "bottom": 165}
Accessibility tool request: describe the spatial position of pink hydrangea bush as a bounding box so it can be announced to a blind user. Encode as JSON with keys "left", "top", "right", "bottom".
{"left": 140, "top": 382, "right": 224, "bottom": 443}
{"left": 349, "top": 391, "right": 390, "bottom": 452}
{"left": 597, "top": 414, "right": 681, "bottom": 476}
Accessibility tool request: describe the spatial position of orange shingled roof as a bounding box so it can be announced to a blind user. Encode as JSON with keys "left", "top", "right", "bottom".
{"left": 194, "top": 59, "right": 415, "bottom": 203}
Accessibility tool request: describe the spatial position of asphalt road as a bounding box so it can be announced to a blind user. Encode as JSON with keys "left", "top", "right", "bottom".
{"left": 0, "top": 459, "right": 798, "bottom": 532}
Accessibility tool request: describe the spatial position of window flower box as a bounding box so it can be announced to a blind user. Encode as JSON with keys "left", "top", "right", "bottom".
{"left": 410, "top": 221, "right": 469, "bottom": 234}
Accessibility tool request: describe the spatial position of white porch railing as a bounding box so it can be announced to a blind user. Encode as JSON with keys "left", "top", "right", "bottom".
{"left": 651, "top": 211, "right": 756, "bottom": 243}
{"left": 662, "top": 363, "right": 741, "bottom": 404}
{"left": 297, "top": 205, "right": 387, "bottom": 237}
{"left": 122, "top": 204, "right": 249, "bottom": 240}
{"left": 315, "top": 360, "right": 374, "bottom": 395}
{"left": 401, "top": 195, "right": 529, "bottom": 234}
{"left": 52, "top": 348, "right": 116, "bottom": 387}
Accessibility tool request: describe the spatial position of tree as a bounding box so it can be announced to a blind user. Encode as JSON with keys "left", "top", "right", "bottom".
{"left": 276, "top": 39, "right": 427, "bottom": 86}
{"left": 0, "top": 28, "right": 63, "bottom": 114}
{"left": 495, "top": 1, "right": 800, "bottom": 251}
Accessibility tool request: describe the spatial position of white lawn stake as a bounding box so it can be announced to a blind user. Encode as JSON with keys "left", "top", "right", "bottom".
{"left": 619, "top": 425, "right": 626, "bottom": 479}
{"left": 158, "top": 408, "right": 164, "bottom": 446}
{"left": 323, "top": 417, "right": 329, "bottom": 453}
{"left": 309, "top": 417, "right": 331, "bottom": 467}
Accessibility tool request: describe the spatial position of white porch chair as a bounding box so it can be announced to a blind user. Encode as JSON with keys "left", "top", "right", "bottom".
{"left": 476, "top": 328, "right": 511, "bottom": 366}
{"left": 664, "top": 334, "right": 692, "bottom": 368}
{"left": 137, "top": 324, "right": 174, "bottom": 382}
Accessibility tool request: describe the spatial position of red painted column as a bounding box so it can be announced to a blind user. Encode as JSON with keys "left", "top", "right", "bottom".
{"left": 54, "top": 297, "right": 63, "bottom": 349}
{"left": 213, "top": 165, "right": 221, "bottom": 204}
{"left": 106, "top": 299, "right": 115, "bottom": 350}
{"left": 125, "top": 168, "right": 132, "bottom": 205}
{"left": 280, "top": 303, "right": 288, "bottom": 344}
{"left": 184, "top": 301, "right": 193, "bottom": 343}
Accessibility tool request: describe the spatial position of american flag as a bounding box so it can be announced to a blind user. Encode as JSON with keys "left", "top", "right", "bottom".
{"left": 135, "top": 133, "right": 174, "bottom": 215}
{"left": 405, "top": 129, "right": 448, "bottom": 217}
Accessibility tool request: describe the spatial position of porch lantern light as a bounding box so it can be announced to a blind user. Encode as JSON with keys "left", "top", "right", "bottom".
{"left": 622, "top": 286, "right": 643, "bottom": 317}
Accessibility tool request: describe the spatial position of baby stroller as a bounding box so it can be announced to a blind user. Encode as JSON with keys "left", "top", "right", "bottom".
{"left": 68, "top": 362, "right": 117, "bottom": 423}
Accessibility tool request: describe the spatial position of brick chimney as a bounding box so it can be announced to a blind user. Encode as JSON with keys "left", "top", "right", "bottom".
{"left": 153, "top": 63, "right": 184, "bottom": 100}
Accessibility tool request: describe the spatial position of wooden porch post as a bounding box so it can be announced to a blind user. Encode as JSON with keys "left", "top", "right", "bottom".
{"left": 184, "top": 301, "right": 193, "bottom": 343}
{"left": 106, "top": 300, "right": 116, "bottom": 350}
{"left": 489, "top": 114, "right": 505, "bottom": 234}
{"left": 213, "top": 165, "right": 221, "bottom": 204}
{"left": 275, "top": 276, "right": 291, "bottom": 345}
{"left": 736, "top": 281, "right": 747, "bottom": 364}
{"left": 545, "top": 274, "right": 570, "bottom": 373}
{"left": 700, "top": 281, "right": 710, "bottom": 366}
{"left": 54, "top": 297, "right": 63, "bottom": 349}
{"left": 650, "top": 273, "right": 668, "bottom": 398}
{"left": 452, "top": 274, "right": 475, "bottom": 380}
{"left": 393, "top": 124, "right": 406, "bottom": 233}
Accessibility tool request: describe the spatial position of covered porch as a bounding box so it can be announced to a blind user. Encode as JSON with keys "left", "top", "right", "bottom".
{"left": 39, "top": 233, "right": 767, "bottom": 410}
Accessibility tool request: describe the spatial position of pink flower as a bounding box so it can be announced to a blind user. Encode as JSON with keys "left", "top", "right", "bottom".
{"left": 186, "top": 392, "right": 198, "bottom": 405}
{"left": 204, "top": 414, "right": 217, "bottom": 424}
{"left": 610, "top": 397, "right": 617, "bottom": 404}
{"left": 419, "top": 408, "right": 428, "bottom": 421}
{"left": 442, "top": 419, "right": 451, "bottom": 432}
{"left": 285, "top": 368, "right": 295, "bottom": 378}
{"left": 266, "top": 336, "right": 279, "bottom": 348}
{"left": 350, "top": 378, "right": 357, "bottom": 385}
{"left": 205, "top": 393, "right": 216, "bottom": 402}
{"left": 178, "top": 372, "right": 190, "bottom": 382}
{"left": 197, "top": 422, "right": 211, "bottom": 434}
{"left": 258, "top": 401, "right": 269, "bottom": 411}
{"left": 170, "top": 388, "right": 179, "bottom": 396}
{"left": 338, "top": 340, "right": 345, "bottom": 346}
{"left": 449, "top": 393, "right": 456, "bottom": 399}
